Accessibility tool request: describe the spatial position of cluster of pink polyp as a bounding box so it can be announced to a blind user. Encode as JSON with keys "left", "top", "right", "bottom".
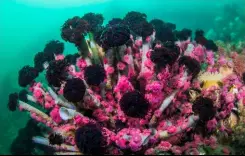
{"left": 9, "top": 11, "right": 245, "bottom": 155}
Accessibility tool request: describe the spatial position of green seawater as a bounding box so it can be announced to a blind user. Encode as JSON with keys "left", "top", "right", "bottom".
{"left": 0, "top": 0, "right": 244, "bottom": 154}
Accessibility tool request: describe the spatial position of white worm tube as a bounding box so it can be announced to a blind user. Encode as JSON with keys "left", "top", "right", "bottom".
{"left": 47, "top": 87, "right": 59, "bottom": 101}
{"left": 59, "top": 107, "right": 85, "bottom": 121}
{"left": 19, "top": 100, "right": 57, "bottom": 126}
{"left": 180, "top": 71, "right": 188, "bottom": 84}
{"left": 127, "top": 47, "right": 135, "bottom": 70}
{"left": 83, "top": 79, "right": 101, "bottom": 107}
{"left": 43, "top": 61, "right": 49, "bottom": 70}
{"left": 27, "top": 94, "right": 37, "bottom": 103}
{"left": 159, "top": 90, "right": 179, "bottom": 112}
{"left": 175, "top": 115, "right": 198, "bottom": 134}
{"left": 32, "top": 136, "right": 79, "bottom": 152}
{"left": 141, "top": 42, "right": 150, "bottom": 73}
{"left": 47, "top": 87, "right": 75, "bottom": 109}
{"left": 158, "top": 115, "right": 199, "bottom": 139}
{"left": 32, "top": 136, "right": 49, "bottom": 146}
{"left": 149, "top": 90, "right": 179, "bottom": 127}
{"left": 184, "top": 43, "right": 195, "bottom": 56}
{"left": 85, "top": 57, "right": 92, "bottom": 66}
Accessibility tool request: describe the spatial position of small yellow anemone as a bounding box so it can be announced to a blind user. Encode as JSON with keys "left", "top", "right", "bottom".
{"left": 229, "top": 84, "right": 239, "bottom": 94}
{"left": 189, "top": 89, "right": 201, "bottom": 102}
{"left": 223, "top": 112, "right": 239, "bottom": 129}
{"left": 106, "top": 79, "right": 113, "bottom": 90}
{"left": 198, "top": 72, "right": 224, "bottom": 89}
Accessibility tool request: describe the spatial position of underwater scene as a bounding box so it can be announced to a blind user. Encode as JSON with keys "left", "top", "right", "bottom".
{"left": 1, "top": 0, "right": 245, "bottom": 155}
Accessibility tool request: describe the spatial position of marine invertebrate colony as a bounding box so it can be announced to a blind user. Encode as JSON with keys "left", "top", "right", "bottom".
{"left": 8, "top": 11, "right": 245, "bottom": 155}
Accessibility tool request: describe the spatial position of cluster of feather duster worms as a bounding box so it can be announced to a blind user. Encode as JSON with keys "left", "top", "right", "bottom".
{"left": 8, "top": 11, "right": 245, "bottom": 155}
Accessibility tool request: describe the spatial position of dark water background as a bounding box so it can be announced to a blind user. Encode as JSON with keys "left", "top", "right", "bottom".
{"left": 0, "top": 0, "right": 244, "bottom": 154}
